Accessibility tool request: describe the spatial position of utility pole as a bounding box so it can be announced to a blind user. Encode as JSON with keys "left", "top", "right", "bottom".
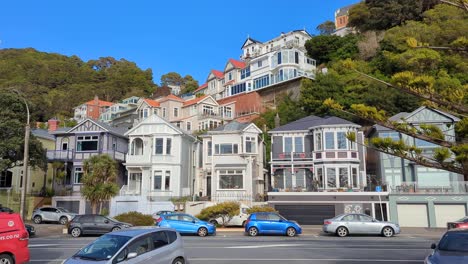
{"left": 14, "top": 90, "right": 30, "bottom": 220}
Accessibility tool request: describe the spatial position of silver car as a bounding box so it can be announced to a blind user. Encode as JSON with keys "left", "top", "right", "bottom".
{"left": 32, "top": 206, "right": 77, "bottom": 225}
{"left": 64, "top": 227, "right": 186, "bottom": 264}
{"left": 322, "top": 213, "right": 400, "bottom": 237}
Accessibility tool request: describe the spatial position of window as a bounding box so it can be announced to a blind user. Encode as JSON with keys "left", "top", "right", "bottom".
{"left": 153, "top": 171, "right": 162, "bottom": 190}
{"left": 316, "top": 168, "right": 323, "bottom": 188}
{"left": 214, "top": 143, "right": 238, "bottom": 154}
{"left": 277, "top": 52, "right": 282, "bottom": 64}
{"left": 231, "top": 83, "right": 246, "bottom": 95}
{"left": 202, "top": 105, "right": 215, "bottom": 115}
{"left": 325, "top": 132, "right": 335, "bottom": 149}
{"left": 74, "top": 167, "right": 83, "bottom": 184}
{"left": 294, "top": 137, "right": 303, "bottom": 152}
{"left": 295, "top": 52, "right": 299, "bottom": 64}
{"left": 339, "top": 168, "right": 348, "bottom": 188}
{"left": 175, "top": 121, "right": 181, "bottom": 128}
{"left": 165, "top": 171, "right": 170, "bottom": 190}
{"left": 155, "top": 138, "right": 164, "bottom": 154}
{"left": 342, "top": 214, "right": 358, "bottom": 221}
{"left": 245, "top": 136, "right": 256, "bottom": 153}
{"left": 166, "top": 138, "right": 172, "bottom": 155}
{"left": 258, "top": 60, "right": 263, "bottom": 68}
{"left": 253, "top": 75, "right": 270, "bottom": 90}
{"left": 337, "top": 132, "right": 347, "bottom": 149}
{"left": 241, "top": 66, "right": 250, "bottom": 79}
{"left": 0, "top": 171, "right": 12, "bottom": 188}
{"left": 326, "top": 168, "right": 336, "bottom": 188}
{"left": 186, "top": 122, "right": 191, "bottom": 131}
{"left": 219, "top": 170, "right": 243, "bottom": 189}
{"left": 315, "top": 133, "right": 322, "bottom": 151}
{"left": 62, "top": 142, "right": 68, "bottom": 150}
{"left": 127, "top": 236, "right": 152, "bottom": 257}
{"left": 284, "top": 137, "right": 293, "bottom": 153}
{"left": 358, "top": 214, "right": 373, "bottom": 222}
{"left": 77, "top": 136, "right": 99, "bottom": 151}
{"left": 173, "top": 108, "right": 179, "bottom": 117}
{"left": 207, "top": 141, "right": 212, "bottom": 156}
{"left": 223, "top": 107, "right": 232, "bottom": 118}
{"left": 162, "top": 107, "right": 167, "bottom": 118}
{"left": 228, "top": 72, "right": 232, "bottom": 80}
{"left": 152, "top": 231, "right": 169, "bottom": 249}
{"left": 352, "top": 168, "right": 358, "bottom": 188}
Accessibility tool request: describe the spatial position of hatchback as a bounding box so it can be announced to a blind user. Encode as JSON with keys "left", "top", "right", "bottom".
{"left": 322, "top": 213, "right": 400, "bottom": 237}
{"left": 32, "top": 206, "right": 77, "bottom": 225}
{"left": 64, "top": 227, "right": 186, "bottom": 264}
{"left": 68, "top": 214, "right": 132, "bottom": 237}
{"left": 156, "top": 213, "right": 216, "bottom": 237}
{"left": 244, "top": 212, "right": 302, "bottom": 237}
{"left": 447, "top": 216, "right": 468, "bottom": 230}
{"left": 0, "top": 212, "right": 30, "bottom": 264}
{"left": 425, "top": 228, "right": 468, "bottom": 264}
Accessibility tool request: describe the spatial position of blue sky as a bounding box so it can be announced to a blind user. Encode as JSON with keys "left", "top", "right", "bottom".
{"left": 1, "top": 0, "right": 358, "bottom": 86}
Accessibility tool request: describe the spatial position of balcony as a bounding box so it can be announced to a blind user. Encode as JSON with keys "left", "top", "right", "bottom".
{"left": 198, "top": 112, "right": 224, "bottom": 120}
{"left": 47, "top": 149, "right": 126, "bottom": 162}
{"left": 388, "top": 181, "right": 468, "bottom": 194}
{"left": 271, "top": 152, "right": 313, "bottom": 161}
{"left": 314, "top": 151, "right": 359, "bottom": 160}
{"left": 46, "top": 150, "right": 73, "bottom": 161}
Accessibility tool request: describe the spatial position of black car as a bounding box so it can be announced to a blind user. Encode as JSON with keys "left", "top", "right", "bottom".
{"left": 68, "top": 214, "right": 132, "bottom": 238}
{"left": 425, "top": 229, "right": 468, "bottom": 263}
{"left": 0, "top": 206, "right": 13, "bottom": 213}
{"left": 25, "top": 224, "right": 35, "bottom": 237}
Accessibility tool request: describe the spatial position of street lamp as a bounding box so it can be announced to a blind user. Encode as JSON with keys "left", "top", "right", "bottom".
{"left": 12, "top": 90, "right": 30, "bottom": 220}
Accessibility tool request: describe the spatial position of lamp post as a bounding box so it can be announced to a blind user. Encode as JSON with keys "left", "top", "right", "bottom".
{"left": 13, "top": 90, "right": 30, "bottom": 220}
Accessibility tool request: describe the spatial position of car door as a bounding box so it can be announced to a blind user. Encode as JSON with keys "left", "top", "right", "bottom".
{"left": 265, "top": 213, "right": 285, "bottom": 234}
{"left": 93, "top": 215, "right": 113, "bottom": 234}
{"left": 79, "top": 215, "right": 96, "bottom": 234}
{"left": 39, "top": 208, "right": 51, "bottom": 221}
{"left": 357, "top": 214, "right": 382, "bottom": 234}
{"left": 51, "top": 208, "right": 61, "bottom": 222}
{"left": 341, "top": 214, "right": 361, "bottom": 234}
{"left": 179, "top": 215, "right": 198, "bottom": 234}
{"left": 147, "top": 231, "right": 171, "bottom": 263}
{"left": 253, "top": 213, "right": 270, "bottom": 232}
{"left": 122, "top": 235, "right": 153, "bottom": 264}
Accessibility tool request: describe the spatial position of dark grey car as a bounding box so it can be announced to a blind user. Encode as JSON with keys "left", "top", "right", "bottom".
{"left": 68, "top": 214, "right": 132, "bottom": 238}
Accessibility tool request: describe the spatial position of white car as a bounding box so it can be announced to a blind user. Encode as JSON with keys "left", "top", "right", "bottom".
{"left": 209, "top": 206, "right": 249, "bottom": 226}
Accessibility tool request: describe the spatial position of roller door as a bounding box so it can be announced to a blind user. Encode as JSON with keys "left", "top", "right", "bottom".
{"left": 397, "top": 204, "right": 428, "bottom": 227}
{"left": 435, "top": 204, "right": 466, "bottom": 228}
{"left": 275, "top": 204, "right": 335, "bottom": 225}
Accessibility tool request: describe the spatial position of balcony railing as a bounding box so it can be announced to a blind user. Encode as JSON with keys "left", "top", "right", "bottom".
{"left": 47, "top": 149, "right": 126, "bottom": 162}
{"left": 388, "top": 181, "right": 468, "bottom": 194}
{"left": 46, "top": 150, "right": 73, "bottom": 161}
{"left": 271, "top": 152, "right": 314, "bottom": 161}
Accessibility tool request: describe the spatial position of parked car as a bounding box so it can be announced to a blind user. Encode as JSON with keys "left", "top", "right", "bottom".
{"left": 156, "top": 213, "right": 216, "bottom": 237}
{"left": 68, "top": 214, "right": 132, "bottom": 238}
{"left": 152, "top": 210, "right": 174, "bottom": 221}
{"left": 322, "top": 213, "right": 400, "bottom": 237}
{"left": 209, "top": 205, "right": 250, "bottom": 227}
{"left": 25, "top": 224, "right": 36, "bottom": 237}
{"left": 0, "top": 212, "right": 30, "bottom": 264}
{"left": 447, "top": 216, "right": 468, "bottom": 230}
{"left": 32, "top": 206, "right": 77, "bottom": 225}
{"left": 64, "top": 227, "right": 186, "bottom": 264}
{"left": 0, "top": 206, "right": 13, "bottom": 213}
{"left": 244, "top": 212, "right": 302, "bottom": 237}
{"left": 425, "top": 228, "right": 468, "bottom": 264}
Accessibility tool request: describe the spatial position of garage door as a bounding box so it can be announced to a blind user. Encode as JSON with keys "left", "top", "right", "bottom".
{"left": 275, "top": 204, "right": 335, "bottom": 225}
{"left": 397, "top": 204, "right": 428, "bottom": 227}
{"left": 435, "top": 204, "right": 467, "bottom": 228}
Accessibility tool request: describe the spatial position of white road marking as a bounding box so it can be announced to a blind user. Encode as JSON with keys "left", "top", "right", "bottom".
{"left": 225, "top": 243, "right": 305, "bottom": 249}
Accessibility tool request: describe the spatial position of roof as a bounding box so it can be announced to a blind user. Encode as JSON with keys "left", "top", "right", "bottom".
{"left": 211, "top": 121, "right": 250, "bottom": 132}
{"left": 159, "top": 94, "right": 184, "bottom": 103}
{"left": 335, "top": 3, "right": 357, "bottom": 17}
{"left": 223, "top": 80, "right": 235, "bottom": 86}
{"left": 270, "top": 115, "right": 359, "bottom": 132}
{"left": 183, "top": 95, "right": 207, "bottom": 107}
{"left": 32, "top": 129, "right": 55, "bottom": 141}
{"left": 52, "top": 119, "right": 128, "bottom": 137}
{"left": 85, "top": 99, "right": 114, "bottom": 107}
{"left": 194, "top": 83, "right": 208, "bottom": 93}
{"left": 241, "top": 37, "right": 262, "bottom": 49}
{"left": 211, "top": 70, "right": 224, "bottom": 79}
{"left": 229, "top": 58, "right": 246, "bottom": 69}
{"left": 143, "top": 98, "right": 160, "bottom": 107}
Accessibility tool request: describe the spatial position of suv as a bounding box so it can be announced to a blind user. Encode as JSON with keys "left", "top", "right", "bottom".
{"left": 64, "top": 227, "right": 186, "bottom": 264}
{"left": 0, "top": 212, "right": 30, "bottom": 264}
{"left": 68, "top": 214, "right": 132, "bottom": 238}
{"left": 32, "top": 206, "right": 77, "bottom": 225}
{"left": 244, "top": 212, "right": 302, "bottom": 237}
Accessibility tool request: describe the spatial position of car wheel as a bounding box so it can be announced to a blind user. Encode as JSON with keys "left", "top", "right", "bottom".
{"left": 59, "top": 216, "right": 68, "bottom": 225}
{"left": 71, "top": 227, "right": 81, "bottom": 238}
{"left": 382, "top": 226, "right": 394, "bottom": 237}
{"left": 172, "top": 257, "right": 185, "bottom": 264}
{"left": 286, "top": 227, "right": 297, "bottom": 237}
{"left": 0, "top": 254, "right": 14, "bottom": 264}
{"left": 209, "top": 220, "right": 218, "bottom": 226}
{"left": 336, "top": 226, "right": 348, "bottom": 237}
{"left": 248, "top": 226, "right": 259, "bottom": 237}
{"left": 33, "top": 215, "right": 42, "bottom": 224}
{"left": 197, "top": 227, "right": 208, "bottom": 237}
{"left": 112, "top": 227, "right": 121, "bottom": 232}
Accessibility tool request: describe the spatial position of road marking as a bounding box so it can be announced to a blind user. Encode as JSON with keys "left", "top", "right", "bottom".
{"left": 225, "top": 243, "right": 305, "bottom": 249}
{"left": 29, "top": 244, "right": 58, "bottom": 247}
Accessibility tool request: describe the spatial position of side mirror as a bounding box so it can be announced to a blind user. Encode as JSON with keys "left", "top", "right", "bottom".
{"left": 104, "top": 220, "right": 109, "bottom": 224}
{"left": 279, "top": 219, "right": 283, "bottom": 222}
{"left": 192, "top": 220, "right": 196, "bottom": 223}
{"left": 431, "top": 243, "right": 436, "bottom": 249}
{"left": 127, "top": 252, "right": 138, "bottom": 259}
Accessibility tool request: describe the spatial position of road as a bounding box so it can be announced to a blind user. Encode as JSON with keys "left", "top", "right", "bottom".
{"left": 29, "top": 232, "right": 436, "bottom": 264}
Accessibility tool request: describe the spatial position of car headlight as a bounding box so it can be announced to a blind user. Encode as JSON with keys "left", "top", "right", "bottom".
{"left": 122, "top": 225, "right": 130, "bottom": 228}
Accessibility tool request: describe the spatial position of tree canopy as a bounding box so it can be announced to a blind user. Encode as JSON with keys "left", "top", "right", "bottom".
{"left": 160, "top": 72, "right": 199, "bottom": 94}
{"left": 316, "top": 20, "right": 336, "bottom": 36}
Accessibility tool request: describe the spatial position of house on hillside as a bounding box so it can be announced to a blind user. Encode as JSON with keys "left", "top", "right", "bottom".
{"left": 333, "top": 3, "right": 357, "bottom": 36}
{"left": 73, "top": 96, "right": 114, "bottom": 122}
{"left": 110, "top": 114, "right": 198, "bottom": 216}
{"left": 198, "top": 121, "right": 266, "bottom": 203}
{"left": 368, "top": 106, "right": 467, "bottom": 228}
{"left": 46, "top": 119, "right": 128, "bottom": 214}
{"left": 99, "top": 96, "right": 140, "bottom": 124}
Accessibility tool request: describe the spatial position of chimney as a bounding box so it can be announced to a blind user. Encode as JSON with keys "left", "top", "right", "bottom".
{"left": 94, "top": 95, "right": 99, "bottom": 105}
{"left": 48, "top": 118, "right": 60, "bottom": 132}
{"left": 274, "top": 113, "right": 281, "bottom": 128}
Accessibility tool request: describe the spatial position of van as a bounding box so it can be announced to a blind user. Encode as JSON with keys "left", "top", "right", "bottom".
{"left": 0, "top": 212, "right": 30, "bottom": 264}
{"left": 209, "top": 204, "right": 250, "bottom": 226}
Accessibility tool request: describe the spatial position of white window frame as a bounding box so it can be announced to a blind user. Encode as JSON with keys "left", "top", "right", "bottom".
{"left": 174, "top": 107, "right": 179, "bottom": 117}
{"left": 214, "top": 143, "right": 239, "bottom": 155}
{"left": 218, "top": 170, "right": 244, "bottom": 190}
{"left": 245, "top": 136, "right": 257, "bottom": 154}
{"left": 162, "top": 107, "right": 167, "bottom": 118}
{"left": 76, "top": 135, "right": 99, "bottom": 152}
{"left": 74, "top": 167, "right": 83, "bottom": 184}
{"left": 186, "top": 121, "right": 191, "bottom": 131}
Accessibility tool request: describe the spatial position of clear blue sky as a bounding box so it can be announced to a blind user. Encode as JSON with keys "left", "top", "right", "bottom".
{"left": 1, "top": 0, "right": 358, "bottom": 85}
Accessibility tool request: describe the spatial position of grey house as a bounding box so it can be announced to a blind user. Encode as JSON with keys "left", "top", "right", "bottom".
{"left": 47, "top": 119, "right": 128, "bottom": 214}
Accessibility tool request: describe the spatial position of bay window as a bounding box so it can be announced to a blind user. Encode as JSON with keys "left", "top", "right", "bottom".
{"left": 77, "top": 136, "right": 99, "bottom": 151}
{"left": 214, "top": 143, "right": 238, "bottom": 154}
{"left": 219, "top": 170, "right": 243, "bottom": 189}
{"left": 284, "top": 137, "right": 293, "bottom": 153}
{"left": 245, "top": 136, "right": 256, "bottom": 153}
{"left": 326, "top": 168, "right": 336, "bottom": 188}
{"left": 337, "top": 132, "right": 347, "bottom": 149}
{"left": 315, "top": 133, "right": 322, "bottom": 151}
{"left": 325, "top": 132, "right": 335, "bottom": 149}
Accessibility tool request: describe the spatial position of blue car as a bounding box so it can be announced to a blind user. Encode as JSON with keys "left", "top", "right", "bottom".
{"left": 245, "top": 212, "right": 302, "bottom": 237}
{"left": 156, "top": 213, "right": 216, "bottom": 237}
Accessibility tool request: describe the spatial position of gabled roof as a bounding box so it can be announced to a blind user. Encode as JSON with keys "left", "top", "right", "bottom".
{"left": 241, "top": 37, "right": 262, "bottom": 49}
{"left": 85, "top": 99, "right": 114, "bottom": 107}
{"left": 228, "top": 58, "right": 246, "bottom": 69}
{"left": 125, "top": 113, "right": 196, "bottom": 141}
{"left": 211, "top": 70, "right": 224, "bottom": 79}
{"left": 335, "top": 3, "right": 357, "bottom": 17}
{"left": 404, "top": 106, "right": 460, "bottom": 122}
{"left": 159, "top": 94, "right": 184, "bottom": 103}
{"left": 143, "top": 98, "right": 160, "bottom": 107}
{"left": 208, "top": 121, "right": 262, "bottom": 135}
{"left": 183, "top": 95, "right": 208, "bottom": 107}
{"left": 62, "top": 118, "right": 128, "bottom": 137}
{"left": 270, "top": 115, "right": 359, "bottom": 132}
{"left": 194, "top": 83, "right": 208, "bottom": 93}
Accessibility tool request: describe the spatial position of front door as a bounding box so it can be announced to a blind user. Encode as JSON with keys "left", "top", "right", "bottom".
{"left": 206, "top": 176, "right": 212, "bottom": 197}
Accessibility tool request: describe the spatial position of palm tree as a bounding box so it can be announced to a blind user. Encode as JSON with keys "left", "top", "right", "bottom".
{"left": 81, "top": 154, "right": 119, "bottom": 214}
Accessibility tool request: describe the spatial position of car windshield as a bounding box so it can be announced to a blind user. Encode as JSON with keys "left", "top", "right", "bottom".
{"left": 58, "top": 207, "right": 70, "bottom": 213}
{"left": 456, "top": 216, "right": 468, "bottom": 222}
{"left": 106, "top": 217, "right": 119, "bottom": 223}
{"left": 438, "top": 232, "right": 468, "bottom": 252}
{"left": 333, "top": 214, "right": 346, "bottom": 220}
{"left": 74, "top": 234, "right": 131, "bottom": 261}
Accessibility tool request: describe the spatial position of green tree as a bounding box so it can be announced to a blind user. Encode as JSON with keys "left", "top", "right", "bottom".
{"left": 305, "top": 34, "right": 359, "bottom": 65}
{"left": 316, "top": 20, "right": 336, "bottom": 35}
{"left": 81, "top": 154, "right": 119, "bottom": 214}
{"left": 160, "top": 72, "right": 184, "bottom": 87}
{"left": 196, "top": 202, "right": 240, "bottom": 227}
{"left": 182, "top": 75, "right": 199, "bottom": 94}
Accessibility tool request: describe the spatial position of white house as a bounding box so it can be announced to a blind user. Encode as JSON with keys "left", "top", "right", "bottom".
{"left": 110, "top": 114, "right": 198, "bottom": 216}
{"left": 198, "top": 121, "right": 266, "bottom": 204}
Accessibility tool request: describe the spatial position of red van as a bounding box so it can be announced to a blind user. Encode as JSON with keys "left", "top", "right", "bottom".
{"left": 0, "top": 212, "right": 30, "bottom": 264}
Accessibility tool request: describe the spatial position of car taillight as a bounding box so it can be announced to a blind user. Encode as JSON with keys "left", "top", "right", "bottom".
{"left": 156, "top": 217, "right": 163, "bottom": 224}
{"left": 19, "top": 230, "right": 29, "bottom": 241}
{"left": 324, "top": 221, "right": 332, "bottom": 225}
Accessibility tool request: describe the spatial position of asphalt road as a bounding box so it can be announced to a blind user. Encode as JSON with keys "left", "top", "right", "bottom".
{"left": 28, "top": 232, "right": 436, "bottom": 264}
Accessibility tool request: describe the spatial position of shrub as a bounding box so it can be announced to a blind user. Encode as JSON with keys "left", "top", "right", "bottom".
{"left": 114, "top": 211, "right": 154, "bottom": 226}
{"left": 246, "top": 206, "right": 277, "bottom": 214}
{"left": 196, "top": 202, "right": 240, "bottom": 227}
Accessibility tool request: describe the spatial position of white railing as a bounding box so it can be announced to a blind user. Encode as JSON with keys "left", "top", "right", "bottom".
{"left": 388, "top": 181, "right": 468, "bottom": 194}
